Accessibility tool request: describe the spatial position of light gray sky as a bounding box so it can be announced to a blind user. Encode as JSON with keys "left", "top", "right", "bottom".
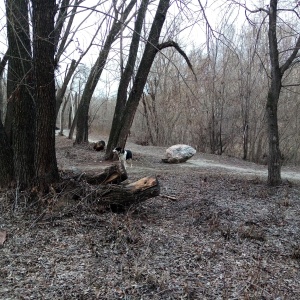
{"left": 0, "top": 0, "right": 257, "bottom": 97}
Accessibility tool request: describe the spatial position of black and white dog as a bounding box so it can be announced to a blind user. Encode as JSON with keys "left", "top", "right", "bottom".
{"left": 113, "top": 147, "right": 133, "bottom": 169}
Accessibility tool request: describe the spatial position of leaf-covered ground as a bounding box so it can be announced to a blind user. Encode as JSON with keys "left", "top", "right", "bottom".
{"left": 1, "top": 135, "right": 300, "bottom": 299}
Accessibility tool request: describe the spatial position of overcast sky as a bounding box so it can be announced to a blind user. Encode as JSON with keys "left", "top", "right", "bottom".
{"left": 0, "top": 0, "right": 260, "bottom": 97}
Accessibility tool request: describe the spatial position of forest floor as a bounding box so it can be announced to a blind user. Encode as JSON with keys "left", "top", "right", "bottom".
{"left": 1, "top": 133, "right": 300, "bottom": 299}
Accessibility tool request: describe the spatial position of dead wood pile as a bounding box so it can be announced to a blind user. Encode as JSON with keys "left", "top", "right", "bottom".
{"left": 54, "top": 164, "right": 160, "bottom": 211}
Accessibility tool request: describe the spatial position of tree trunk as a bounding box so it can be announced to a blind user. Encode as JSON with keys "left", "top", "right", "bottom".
{"left": 75, "top": 0, "right": 137, "bottom": 144}
{"left": 32, "top": 0, "right": 59, "bottom": 189}
{"left": 265, "top": 0, "right": 300, "bottom": 186}
{"left": 5, "top": 0, "right": 35, "bottom": 188}
{"left": 266, "top": 0, "right": 282, "bottom": 186}
{"left": 0, "top": 52, "right": 8, "bottom": 122}
{"left": 84, "top": 164, "right": 128, "bottom": 185}
{"left": 107, "top": 0, "right": 171, "bottom": 153}
{"left": 56, "top": 59, "right": 76, "bottom": 119}
{"left": 59, "top": 93, "right": 71, "bottom": 136}
{"left": 266, "top": 89, "right": 281, "bottom": 185}
{"left": 102, "top": 176, "right": 160, "bottom": 211}
{"left": 106, "top": 0, "right": 150, "bottom": 158}
{"left": 0, "top": 120, "right": 14, "bottom": 187}
{"left": 59, "top": 175, "right": 160, "bottom": 212}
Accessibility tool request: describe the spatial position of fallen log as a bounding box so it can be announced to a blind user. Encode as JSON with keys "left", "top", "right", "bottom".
{"left": 95, "top": 176, "right": 160, "bottom": 210}
{"left": 54, "top": 164, "right": 160, "bottom": 211}
{"left": 84, "top": 164, "right": 127, "bottom": 185}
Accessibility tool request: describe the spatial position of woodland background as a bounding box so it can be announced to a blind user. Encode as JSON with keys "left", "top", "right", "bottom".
{"left": 0, "top": 0, "right": 300, "bottom": 188}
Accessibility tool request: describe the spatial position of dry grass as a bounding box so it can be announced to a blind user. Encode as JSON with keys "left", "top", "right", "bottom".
{"left": 1, "top": 136, "right": 300, "bottom": 299}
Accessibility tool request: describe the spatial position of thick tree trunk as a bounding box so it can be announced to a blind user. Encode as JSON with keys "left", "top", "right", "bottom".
{"left": 5, "top": 0, "right": 35, "bottom": 188}
{"left": 101, "top": 176, "right": 160, "bottom": 210}
{"left": 56, "top": 164, "right": 159, "bottom": 211}
{"left": 59, "top": 174, "right": 160, "bottom": 211}
{"left": 0, "top": 121, "right": 14, "bottom": 187}
{"left": 266, "top": 89, "right": 281, "bottom": 185}
{"left": 32, "top": 0, "right": 59, "bottom": 189}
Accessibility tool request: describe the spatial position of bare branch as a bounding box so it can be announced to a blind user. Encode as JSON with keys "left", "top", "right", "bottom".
{"left": 0, "top": 50, "right": 8, "bottom": 78}
{"left": 280, "top": 35, "right": 300, "bottom": 74}
{"left": 157, "top": 40, "right": 197, "bottom": 80}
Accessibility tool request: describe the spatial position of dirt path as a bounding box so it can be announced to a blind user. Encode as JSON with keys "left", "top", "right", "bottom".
{"left": 60, "top": 130, "right": 300, "bottom": 183}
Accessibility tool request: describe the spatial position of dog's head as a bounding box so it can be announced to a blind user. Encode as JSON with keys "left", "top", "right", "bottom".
{"left": 113, "top": 147, "right": 124, "bottom": 155}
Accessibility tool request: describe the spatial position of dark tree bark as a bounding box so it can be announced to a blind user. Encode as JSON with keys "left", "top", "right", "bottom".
{"left": 32, "top": 0, "right": 59, "bottom": 188}
{"left": 266, "top": 0, "right": 300, "bottom": 185}
{"left": 84, "top": 164, "right": 128, "bottom": 185}
{"left": 5, "top": 0, "right": 35, "bottom": 188}
{"left": 75, "top": 0, "right": 137, "bottom": 144}
{"left": 106, "top": 0, "right": 150, "bottom": 158}
{"left": 107, "top": 0, "right": 171, "bottom": 155}
{"left": 0, "top": 120, "right": 14, "bottom": 187}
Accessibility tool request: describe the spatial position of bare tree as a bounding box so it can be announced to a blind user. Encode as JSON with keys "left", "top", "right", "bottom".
{"left": 203, "top": 0, "right": 300, "bottom": 185}
{"left": 106, "top": 0, "right": 196, "bottom": 157}
{"left": 105, "top": 0, "right": 150, "bottom": 157}
{"left": 264, "top": 0, "right": 300, "bottom": 185}
{"left": 75, "top": 0, "right": 137, "bottom": 144}
{"left": 55, "top": 0, "right": 104, "bottom": 119}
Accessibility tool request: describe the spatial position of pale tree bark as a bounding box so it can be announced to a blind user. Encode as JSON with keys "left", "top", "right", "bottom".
{"left": 59, "top": 92, "right": 71, "bottom": 136}
{"left": 75, "top": 0, "right": 137, "bottom": 144}
{"left": 56, "top": 59, "right": 76, "bottom": 118}
{"left": 0, "top": 51, "right": 8, "bottom": 122}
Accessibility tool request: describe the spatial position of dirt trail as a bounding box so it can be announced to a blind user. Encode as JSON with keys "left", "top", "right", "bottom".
{"left": 60, "top": 130, "right": 300, "bottom": 183}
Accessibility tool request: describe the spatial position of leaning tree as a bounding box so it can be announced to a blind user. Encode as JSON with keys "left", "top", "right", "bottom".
{"left": 105, "top": 0, "right": 196, "bottom": 159}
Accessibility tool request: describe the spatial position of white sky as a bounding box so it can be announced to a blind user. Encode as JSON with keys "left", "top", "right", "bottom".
{"left": 0, "top": 0, "right": 276, "bottom": 97}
